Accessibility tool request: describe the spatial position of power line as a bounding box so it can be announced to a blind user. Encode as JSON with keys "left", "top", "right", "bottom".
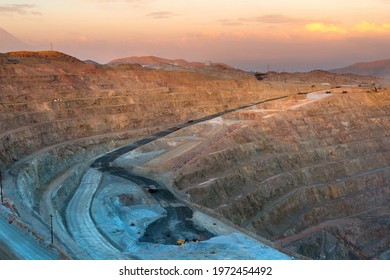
{"left": 50, "top": 214, "right": 54, "bottom": 244}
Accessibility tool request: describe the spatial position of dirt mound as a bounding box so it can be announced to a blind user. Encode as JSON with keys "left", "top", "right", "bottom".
{"left": 6, "top": 51, "right": 82, "bottom": 64}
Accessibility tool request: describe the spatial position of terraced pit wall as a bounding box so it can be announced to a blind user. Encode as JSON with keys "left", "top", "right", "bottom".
{"left": 2, "top": 51, "right": 383, "bottom": 259}
{"left": 172, "top": 90, "right": 390, "bottom": 259}
{"left": 0, "top": 52, "right": 321, "bottom": 257}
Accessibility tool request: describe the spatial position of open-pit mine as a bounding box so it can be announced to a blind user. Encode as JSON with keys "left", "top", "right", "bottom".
{"left": 0, "top": 51, "right": 389, "bottom": 260}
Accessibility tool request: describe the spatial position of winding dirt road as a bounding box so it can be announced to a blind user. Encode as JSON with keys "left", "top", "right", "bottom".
{"left": 1, "top": 95, "right": 294, "bottom": 259}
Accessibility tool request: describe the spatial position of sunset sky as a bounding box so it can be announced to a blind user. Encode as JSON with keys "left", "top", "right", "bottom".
{"left": 1, "top": 0, "right": 390, "bottom": 71}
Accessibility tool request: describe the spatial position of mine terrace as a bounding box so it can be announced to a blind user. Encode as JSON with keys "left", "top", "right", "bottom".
{"left": 0, "top": 51, "right": 389, "bottom": 260}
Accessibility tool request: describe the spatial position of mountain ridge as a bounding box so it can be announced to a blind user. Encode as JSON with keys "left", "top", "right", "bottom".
{"left": 0, "top": 27, "right": 30, "bottom": 52}
{"left": 331, "top": 58, "right": 390, "bottom": 77}
{"left": 108, "top": 55, "right": 232, "bottom": 69}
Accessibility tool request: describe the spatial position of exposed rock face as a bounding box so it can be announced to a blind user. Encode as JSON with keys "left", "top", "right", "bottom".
{"left": 171, "top": 89, "right": 390, "bottom": 259}
{"left": 0, "top": 51, "right": 317, "bottom": 171}
{"left": 259, "top": 70, "right": 378, "bottom": 85}
{"left": 1, "top": 51, "right": 387, "bottom": 260}
{"left": 0, "top": 51, "right": 321, "bottom": 259}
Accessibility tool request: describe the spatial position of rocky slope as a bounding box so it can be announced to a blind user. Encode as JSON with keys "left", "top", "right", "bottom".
{"left": 0, "top": 51, "right": 326, "bottom": 259}
{"left": 0, "top": 51, "right": 387, "bottom": 259}
{"left": 165, "top": 88, "right": 390, "bottom": 259}
{"left": 108, "top": 55, "right": 232, "bottom": 71}
{"left": 0, "top": 51, "right": 324, "bottom": 170}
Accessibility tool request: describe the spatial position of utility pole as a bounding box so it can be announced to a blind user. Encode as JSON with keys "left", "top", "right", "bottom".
{"left": 0, "top": 170, "right": 3, "bottom": 203}
{"left": 50, "top": 214, "right": 54, "bottom": 244}
{"left": 51, "top": 42, "right": 53, "bottom": 51}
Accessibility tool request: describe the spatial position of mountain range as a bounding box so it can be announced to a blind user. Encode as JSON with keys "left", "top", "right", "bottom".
{"left": 1, "top": 27, "right": 389, "bottom": 77}
{"left": 0, "top": 27, "right": 29, "bottom": 52}
{"left": 331, "top": 59, "right": 390, "bottom": 77}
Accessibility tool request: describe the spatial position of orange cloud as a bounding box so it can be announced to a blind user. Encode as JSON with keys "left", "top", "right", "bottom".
{"left": 305, "top": 21, "right": 390, "bottom": 35}
{"left": 305, "top": 22, "right": 346, "bottom": 33}
{"left": 353, "top": 21, "right": 390, "bottom": 33}
{"left": 146, "top": 11, "right": 179, "bottom": 19}
{"left": 0, "top": 4, "right": 41, "bottom": 15}
{"left": 239, "top": 14, "right": 306, "bottom": 24}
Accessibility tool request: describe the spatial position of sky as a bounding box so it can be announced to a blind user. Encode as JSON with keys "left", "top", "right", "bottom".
{"left": 1, "top": 0, "right": 390, "bottom": 71}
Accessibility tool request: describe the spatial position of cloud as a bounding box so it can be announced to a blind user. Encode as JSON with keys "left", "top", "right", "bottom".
{"left": 80, "top": 0, "right": 154, "bottom": 6}
{"left": 353, "top": 21, "right": 390, "bottom": 33}
{"left": 239, "top": 14, "right": 306, "bottom": 24}
{"left": 305, "top": 20, "right": 390, "bottom": 35}
{"left": 0, "top": 4, "right": 41, "bottom": 15}
{"left": 118, "top": 0, "right": 149, "bottom": 1}
{"left": 219, "top": 14, "right": 313, "bottom": 26}
{"left": 89, "top": 0, "right": 151, "bottom": 2}
{"left": 218, "top": 19, "right": 242, "bottom": 26}
{"left": 305, "top": 22, "right": 347, "bottom": 33}
{"left": 146, "top": 11, "right": 179, "bottom": 19}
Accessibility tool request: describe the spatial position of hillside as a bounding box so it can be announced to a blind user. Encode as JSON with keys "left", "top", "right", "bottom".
{"left": 0, "top": 50, "right": 389, "bottom": 260}
{"left": 331, "top": 59, "right": 390, "bottom": 78}
{"left": 108, "top": 55, "right": 232, "bottom": 70}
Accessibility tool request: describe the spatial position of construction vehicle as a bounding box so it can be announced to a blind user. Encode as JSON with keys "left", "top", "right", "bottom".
{"left": 176, "top": 239, "right": 186, "bottom": 246}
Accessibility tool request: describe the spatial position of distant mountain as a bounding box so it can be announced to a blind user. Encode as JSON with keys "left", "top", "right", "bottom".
{"left": 0, "top": 27, "right": 29, "bottom": 52}
{"left": 330, "top": 59, "right": 390, "bottom": 77}
{"left": 107, "top": 55, "right": 232, "bottom": 70}
{"left": 84, "top": 59, "right": 101, "bottom": 66}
